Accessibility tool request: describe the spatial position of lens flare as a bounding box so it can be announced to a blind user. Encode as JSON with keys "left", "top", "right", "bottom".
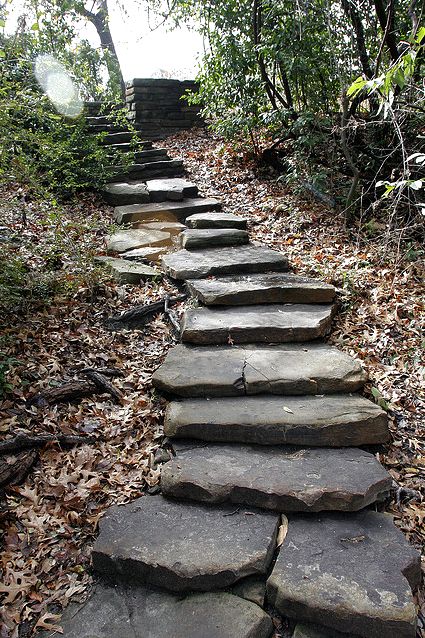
{"left": 35, "top": 54, "right": 83, "bottom": 118}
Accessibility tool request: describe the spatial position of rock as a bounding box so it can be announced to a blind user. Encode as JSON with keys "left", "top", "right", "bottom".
{"left": 266, "top": 511, "right": 421, "bottom": 638}
{"left": 161, "top": 444, "right": 392, "bottom": 512}
{"left": 103, "top": 181, "right": 150, "bottom": 205}
{"left": 101, "top": 131, "right": 148, "bottom": 145}
{"left": 146, "top": 178, "right": 198, "bottom": 202}
{"left": 95, "top": 256, "right": 158, "bottom": 283}
{"left": 138, "top": 221, "right": 185, "bottom": 233}
{"left": 152, "top": 343, "right": 367, "bottom": 398}
{"left": 186, "top": 272, "right": 336, "bottom": 305}
{"left": 185, "top": 211, "right": 247, "bottom": 229}
{"left": 181, "top": 304, "right": 335, "bottom": 344}
{"left": 44, "top": 583, "right": 273, "bottom": 638}
{"left": 121, "top": 246, "right": 168, "bottom": 261}
{"left": 92, "top": 495, "right": 279, "bottom": 591}
{"left": 113, "top": 198, "right": 221, "bottom": 224}
{"left": 293, "top": 624, "right": 356, "bottom": 638}
{"left": 164, "top": 395, "right": 390, "bottom": 446}
{"left": 232, "top": 577, "right": 267, "bottom": 607}
{"left": 162, "top": 246, "right": 289, "bottom": 280}
{"left": 106, "top": 229, "right": 171, "bottom": 253}
{"left": 180, "top": 228, "right": 249, "bottom": 250}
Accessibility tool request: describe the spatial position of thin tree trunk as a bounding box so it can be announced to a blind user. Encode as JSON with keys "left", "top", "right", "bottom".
{"left": 373, "top": 0, "right": 400, "bottom": 63}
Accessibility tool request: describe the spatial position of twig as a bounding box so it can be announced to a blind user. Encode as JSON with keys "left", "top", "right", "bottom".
{"left": 0, "top": 433, "right": 96, "bottom": 455}
{"left": 106, "top": 294, "right": 187, "bottom": 330}
{"left": 164, "top": 295, "right": 181, "bottom": 335}
{"left": 81, "top": 370, "right": 123, "bottom": 403}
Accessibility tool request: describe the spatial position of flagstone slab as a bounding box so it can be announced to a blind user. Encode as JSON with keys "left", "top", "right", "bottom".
{"left": 95, "top": 256, "right": 159, "bottom": 283}
{"left": 185, "top": 211, "right": 248, "bottom": 229}
{"left": 114, "top": 198, "right": 221, "bottom": 224}
{"left": 266, "top": 511, "right": 421, "bottom": 638}
{"left": 92, "top": 495, "right": 279, "bottom": 592}
{"left": 161, "top": 444, "right": 391, "bottom": 512}
{"left": 152, "top": 344, "right": 367, "bottom": 397}
{"left": 106, "top": 229, "right": 171, "bottom": 253}
{"left": 45, "top": 583, "right": 273, "bottom": 638}
{"left": 103, "top": 181, "right": 150, "bottom": 205}
{"left": 146, "top": 178, "right": 198, "bottom": 202}
{"left": 186, "top": 272, "right": 336, "bottom": 305}
{"left": 180, "top": 228, "right": 249, "bottom": 250}
{"left": 293, "top": 624, "right": 356, "bottom": 638}
{"left": 181, "top": 304, "right": 334, "bottom": 344}
{"left": 164, "top": 395, "right": 390, "bottom": 446}
{"left": 121, "top": 246, "right": 168, "bottom": 261}
{"left": 162, "top": 245, "right": 289, "bottom": 280}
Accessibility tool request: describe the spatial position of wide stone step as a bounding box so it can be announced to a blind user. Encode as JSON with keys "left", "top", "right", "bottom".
{"left": 106, "top": 228, "right": 171, "bottom": 253}
{"left": 103, "top": 181, "right": 150, "bottom": 205}
{"left": 187, "top": 272, "right": 336, "bottom": 305}
{"left": 162, "top": 245, "right": 289, "bottom": 280}
{"left": 161, "top": 444, "right": 392, "bottom": 512}
{"left": 185, "top": 211, "right": 248, "bottom": 229}
{"left": 107, "top": 160, "right": 185, "bottom": 183}
{"left": 106, "top": 140, "right": 153, "bottom": 153}
{"left": 152, "top": 343, "right": 367, "bottom": 397}
{"left": 48, "top": 583, "right": 273, "bottom": 638}
{"left": 266, "top": 511, "right": 421, "bottom": 638}
{"left": 146, "top": 178, "right": 198, "bottom": 202}
{"left": 133, "top": 148, "right": 169, "bottom": 161}
{"left": 180, "top": 228, "right": 249, "bottom": 250}
{"left": 181, "top": 304, "right": 335, "bottom": 344}
{"left": 92, "top": 494, "right": 279, "bottom": 592}
{"left": 164, "top": 395, "right": 390, "bottom": 446}
{"left": 113, "top": 197, "right": 221, "bottom": 224}
{"left": 101, "top": 131, "right": 150, "bottom": 145}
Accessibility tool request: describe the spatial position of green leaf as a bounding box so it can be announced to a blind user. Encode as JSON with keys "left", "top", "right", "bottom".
{"left": 416, "top": 26, "right": 425, "bottom": 44}
{"left": 0, "top": 18, "right": 5, "bottom": 28}
{"left": 0, "top": 50, "right": 5, "bottom": 58}
{"left": 31, "top": 22, "right": 39, "bottom": 31}
{"left": 347, "top": 76, "right": 366, "bottom": 98}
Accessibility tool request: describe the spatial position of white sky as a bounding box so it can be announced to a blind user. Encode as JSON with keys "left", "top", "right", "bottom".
{"left": 7, "top": 1, "right": 204, "bottom": 80}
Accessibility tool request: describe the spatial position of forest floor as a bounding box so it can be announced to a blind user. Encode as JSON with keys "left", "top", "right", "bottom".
{"left": 0, "top": 127, "right": 424, "bottom": 637}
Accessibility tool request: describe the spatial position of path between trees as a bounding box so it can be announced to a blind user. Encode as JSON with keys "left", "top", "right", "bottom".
{"left": 47, "top": 116, "right": 421, "bottom": 638}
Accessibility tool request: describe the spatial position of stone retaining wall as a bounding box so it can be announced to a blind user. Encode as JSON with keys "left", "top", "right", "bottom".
{"left": 125, "top": 78, "right": 203, "bottom": 139}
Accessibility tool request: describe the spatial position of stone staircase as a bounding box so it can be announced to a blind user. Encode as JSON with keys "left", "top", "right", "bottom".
{"left": 51, "top": 115, "right": 421, "bottom": 638}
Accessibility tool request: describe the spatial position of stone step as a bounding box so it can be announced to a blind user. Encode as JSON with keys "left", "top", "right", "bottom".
{"left": 106, "top": 141, "right": 154, "bottom": 153}
{"left": 92, "top": 494, "right": 279, "bottom": 592}
{"left": 95, "top": 256, "right": 159, "bottom": 283}
{"left": 48, "top": 583, "right": 273, "bottom": 638}
{"left": 181, "top": 303, "right": 335, "bottom": 344}
{"left": 146, "top": 178, "right": 198, "bottom": 202}
{"left": 101, "top": 131, "right": 150, "bottom": 145}
{"left": 103, "top": 181, "right": 150, "bottom": 205}
{"left": 162, "top": 245, "right": 289, "bottom": 280}
{"left": 113, "top": 197, "right": 221, "bottom": 225}
{"left": 164, "top": 395, "right": 390, "bottom": 446}
{"left": 180, "top": 228, "right": 249, "bottom": 250}
{"left": 107, "top": 160, "right": 185, "bottom": 183}
{"left": 88, "top": 124, "right": 129, "bottom": 133}
{"left": 187, "top": 272, "right": 336, "bottom": 305}
{"left": 161, "top": 444, "right": 392, "bottom": 512}
{"left": 106, "top": 228, "right": 172, "bottom": 253}
{"left": 267, "top": 511, "right": 421, "bottom": 638}
{"left": 86, "top": 115, "right": 112, "bottom": 125}
{"left": 293, "top": 624, "right": 356, "bottom": 638}
{"left": 133, "top": 148, "right": 169, "bottom": 161}
{"left": 152, "top": 343, "right": 367, "bottom": 397}
{"left": 185, "top": 211, "right": 248, "bottom": 229}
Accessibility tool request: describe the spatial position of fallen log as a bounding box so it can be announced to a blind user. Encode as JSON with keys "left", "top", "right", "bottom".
{"left": 27, "top": 380, "right": 98, "bottom": 407}
{"left": 0, "top": 433, "right": 96, "bottom": 455}
{"left": 0, "top": 450, "right": 38, "bottom": 487}
{"left": 81, "top": 370, "right": 123, "bottom": 403}
{"left": 106, "top": 294, "right": 186, "bottom": 330}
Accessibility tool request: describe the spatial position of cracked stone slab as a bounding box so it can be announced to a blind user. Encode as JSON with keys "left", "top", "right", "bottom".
{"left": 95, "top": 256, "right": 159, "bottom": 283}
{"left": 293, "top": 624, "right": 357, "bottom": 638}
{"left": 164, "top": 395, "right": 390, "bottom": 446}
{"left": 162, "top": 245, "right": 289, "bottom": 280}
{"left": 185, "top": 211, "right": 248, "bottom": 229}
{"left": 180, "top": 228, "right": 249, "bottom": 250}
{"left": 181, "top": 304, "right": 334, "bottom": 344}
{"left": 113, "top": 198, "right": 221, "bottom": 224}
{"left": 186, "top": 272, "right": 336, "bottom": 305}
{"left": 145, "top": 178, "right": 198, "bottom": 202}
{"left": 106, "top": 229, "right": 171, "bottom": 253}
{"left": 92, "top": 495, "right": 279, "bottom": 591}
{"left": 43, "top": 583, "right": 273, "bottom": 638}
{"left": 161, "top": 444, "right": 391, "bottom": 512}
{"left": 103, "top": 181, "right": 150, "bottom": 205}
{"left": 266, "top": 511, "right": 421, "bottom": 638}
{"left": 152, "top": 344, "right": 367, "bottom": 398}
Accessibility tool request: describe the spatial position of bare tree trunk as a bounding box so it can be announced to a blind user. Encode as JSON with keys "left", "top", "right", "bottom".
{"left": 81, "top": 0, "right": 126, "bottom": 100}
{"left": 373, "top": 0, "right": 400, "bottom": 63}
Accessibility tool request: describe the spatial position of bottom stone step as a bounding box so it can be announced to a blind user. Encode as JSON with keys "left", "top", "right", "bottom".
{"left": 46, "top": 583, "right": 273, "bottom": 638}
{"left": 92, "top": 495, "right": 279, "bottom": 592}
{"left": 267, "top": 511, "right": 421, "bottom": 638}
{"left": 161, "top": 444, "right": 391, "bottom": 512}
